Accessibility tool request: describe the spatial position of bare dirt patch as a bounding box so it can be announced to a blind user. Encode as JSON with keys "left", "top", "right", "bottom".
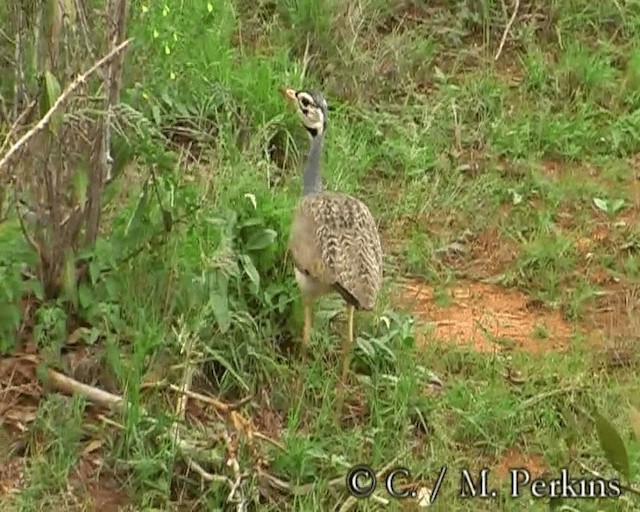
{"left": 493, "top": 448, "right": 547, "bottom": 482}
{"left": 394, "top": 279, "right": 575, "bottom": 354}
{"left": 455, "top": 225, "right": 519, "bottom": 279}
{"left": 69, "top": 464, "right": 130, "bottom": 512}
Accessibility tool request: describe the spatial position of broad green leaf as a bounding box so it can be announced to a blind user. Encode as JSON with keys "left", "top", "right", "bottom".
{"left": 209, "top": 273, "right": 230, "bottom": 333}
{"left": 593, "top": 409, "right": 630, "bottom": 482}
{"left": 239, "top": 217, "right": 263, "bottom": 229}
{"left": 43, "top": 71, "right": 62, "bottom": 133}
{"left": 125, "top": 181, "right": 149, "bottom": 236}
{"left": 104, "top": 276, "right": 120, "bottom": 300}
{"left": 239, "top": 254, "right": 260, "bottom": 294}
{"left": 593, "top": 197, "right": 608, "bottom": 213}
{"left": 151, "top": 105, "right": 161, "bottom": 126}
{"left": 629, "top": 406, "right": 640, "bottom": 443}
{"left": 561, "top": 406, "right": 580, "bottom": 454}
{"left": 89, "top": 260, "right": 101, "bottom": 284}
{"left": 244, "top": 228, "right": 277, "bottom": 251}
{"left": 611, "top": 199, "right": 625, "bottom": 213}
{"left": 370, "top": 337, "right": 396, "bottom": 360}
{"left": 356, "top": 337, "right": 375, "bottom": 358}
{"left": 78, "top": 282, "right": 93, "bottom": 309}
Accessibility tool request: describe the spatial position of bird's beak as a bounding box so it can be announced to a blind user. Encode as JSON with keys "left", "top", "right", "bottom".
{"left": 284, "top": 88, "right": 297, "bottom": 101}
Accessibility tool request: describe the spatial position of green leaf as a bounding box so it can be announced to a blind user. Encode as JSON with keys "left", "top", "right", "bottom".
{"left": 244, "top": 228, "right": 277, "bottom": 251}
{"left": 89, "top": 260, "right": 101, "bottom": 284}
{"left": 151, "top": 105, "right": 161, "bottom": 126}
{"left": 209, "top": 273, "right": 230, "bottom": 333}
{"left": 629, "top": 406, "right": 640, "bottom": 443}
{"left": 593, "top": 409, "right": 630, "bottom": 482}
{"left": 356, "top": 337, "right": 375, "bottom": 358}
{"left": 42, "top": 71, "right": 62, "bottom": 133}
{"left": 78, "top": 282, "right": 93, "bottom": 309}
{"left": 86, "top": 327, "right": 101, "bottom": 345}
{"left": 611, "top": 199, "right": 625, "bottom": 213}
{"left": 239, "top": 217, "right": 263, "bottom": 229}
{"left": 239, "top": 254, "right": 260, "bottom": 294}
{"left": 593, "top": 197, "right": 608, "bottom": 213}
{"left": 125, "top": 181, "right": 149, "bottom": 236}
{"left": 370, "top": 337, "right": 396, "bottom": 361}
{"left": 104, "top": 276, "right": 120, "bottom": 300}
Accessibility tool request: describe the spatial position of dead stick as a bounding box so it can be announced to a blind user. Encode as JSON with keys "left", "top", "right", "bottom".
{"left": 0, "top": 99, "right": 36, "bottom": 155}
{"left": 46, "top": 368, "right": 124, "bottom": 411}
{"left": 494, "top": 0, "right": 520, "bottom": 61}
{"left": 0, "top": 38, "right": 132, "bottom": 173}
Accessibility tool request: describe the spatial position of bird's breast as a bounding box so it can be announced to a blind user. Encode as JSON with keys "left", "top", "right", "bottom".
{"left": 294, "top": 267, "right": 332, "bottom": 299}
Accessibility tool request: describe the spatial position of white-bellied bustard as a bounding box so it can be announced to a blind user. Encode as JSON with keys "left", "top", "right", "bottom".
{"left": 284, "top": 87, "right": 383, "bottom": 413}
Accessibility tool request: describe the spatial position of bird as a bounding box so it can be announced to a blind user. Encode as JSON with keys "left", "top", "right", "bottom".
{"left": 284, "top": 87, "right": 383, "bottom": 412}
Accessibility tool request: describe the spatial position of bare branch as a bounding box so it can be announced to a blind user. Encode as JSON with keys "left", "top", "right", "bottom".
{"left": 494, "top": 0, "right": 520, "bottom": 61}
{"left": 0, "top": 37, "right": 132, "bottom": 174}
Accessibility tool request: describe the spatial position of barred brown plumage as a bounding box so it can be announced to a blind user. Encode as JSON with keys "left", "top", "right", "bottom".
{"left": 290, "top": 192, "right": 382, "bottom": 310}
{"left": 284, "top": 87, "right": 383, "bottom": 415}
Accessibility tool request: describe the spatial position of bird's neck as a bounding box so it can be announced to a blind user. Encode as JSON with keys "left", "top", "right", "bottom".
{"left": 302, "top": 133, "right": 324, "bottom": 196}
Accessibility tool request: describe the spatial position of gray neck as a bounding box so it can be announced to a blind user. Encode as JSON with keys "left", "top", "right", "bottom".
{"left": 302, "top": 133, "right": 324, "bottom": 195}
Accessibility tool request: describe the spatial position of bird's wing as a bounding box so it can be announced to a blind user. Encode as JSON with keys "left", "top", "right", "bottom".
{"left": 289, "top": 193, "right": 382, "bottom": 310}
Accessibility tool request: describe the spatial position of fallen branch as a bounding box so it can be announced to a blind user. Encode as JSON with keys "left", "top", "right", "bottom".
{"left": 0, "top": 38, "right": 132, "bottom": 174}
{"left": 494, "top": 0, "right": 520, "bottom": 61}
{"left": 36, "top": 358, "right": 392, "bottom": 507}
{"left": 518, "top": 385, "right": 585, "bottom": 409}
{"left": 46, "top": 368, "right": 124, "bottom": 411}
{"left": 167, "top": 383, "right": 251, "bottom": 413}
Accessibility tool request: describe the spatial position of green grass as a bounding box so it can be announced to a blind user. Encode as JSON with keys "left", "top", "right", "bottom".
{"left": 2, "top": 0, "right": 640, "bottom": 510}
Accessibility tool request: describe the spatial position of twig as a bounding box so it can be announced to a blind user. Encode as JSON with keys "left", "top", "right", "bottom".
{"left": 259, "top": 470, "right": 346, "bottom": 496}
{"left": 46, "top": 368, "right": 124, "bottom": 411}
{"left": 518, "top": 385, "right": 584, "bottom": 409}
{"left": 575, "top": 460, "right": 640, "bottom": 497}
{"left": 35, "top": 359, "right": 261, "bottom": 506}
{"left": 0, "top": 99, "right": 36, "bottom": 155}
{"left": 187, "top": 457, "right": 234, "bottom": 485}
{"left": 13, "top": 187, "right": 42, "bottom": 258}
{"left": 253, "top": 431, "right": 285, "bottom": 451}
{"left": 0, "top": 38, "right": 132, "bottom": 174}
{"left": 494, "top": 0, "right": 520, "bottom": 61}
{"left": 167, "top": 384, "right": 250, "bottom": 413}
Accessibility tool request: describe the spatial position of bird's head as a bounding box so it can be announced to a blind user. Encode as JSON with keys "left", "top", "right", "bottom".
{"left": 284, "top": 87, "right": 327, "bottom": 138}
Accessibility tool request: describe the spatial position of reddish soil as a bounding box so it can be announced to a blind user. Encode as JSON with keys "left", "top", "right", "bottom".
{"left": 493, "top": 449, "right": 547, "bottom": 481}
{"left": 394, "top": 279, "right": 575, "bottom": 354}
{"left": 461, "top": 225, "right": 519, "bottom": 279}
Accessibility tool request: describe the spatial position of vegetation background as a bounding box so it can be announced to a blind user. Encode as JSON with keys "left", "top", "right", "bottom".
{"left": 1, "top": 0, "right": 640, "bottom": 510}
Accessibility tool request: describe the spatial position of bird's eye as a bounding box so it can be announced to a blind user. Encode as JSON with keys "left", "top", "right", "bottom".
{"left": 300, "top": 97, "right": 311, "bottom": 108}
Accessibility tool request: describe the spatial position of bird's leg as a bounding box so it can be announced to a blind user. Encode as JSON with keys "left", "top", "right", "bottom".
{"left": 336, "top": 304, "right": 355, "bottom": 415}
{"left": 302, "top": 297, "right": 313, "bottom": 356}
{"left": 294, "top": 298, "right": 314, "bottom": 398}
